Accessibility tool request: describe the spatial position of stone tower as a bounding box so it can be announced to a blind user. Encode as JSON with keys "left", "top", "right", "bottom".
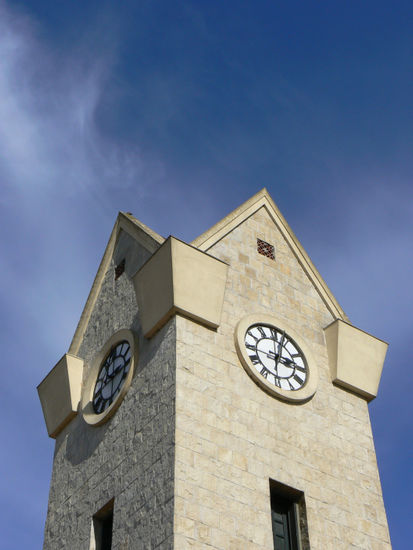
{"left": 38, "top": 189, "right": 391, "bottom": 549}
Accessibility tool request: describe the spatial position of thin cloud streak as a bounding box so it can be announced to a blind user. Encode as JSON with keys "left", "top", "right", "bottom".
{"left": 0, "top": 0, "right": 163, "bottom": 364}
{"left": 0, "top": 1, "right": 152, "bottom": 204}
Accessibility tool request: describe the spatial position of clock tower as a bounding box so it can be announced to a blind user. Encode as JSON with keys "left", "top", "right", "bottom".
{"left": 38, "top": 189, "right": 391, "bottom": 549}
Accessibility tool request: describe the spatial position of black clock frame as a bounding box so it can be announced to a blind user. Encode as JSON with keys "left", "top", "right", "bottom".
{"left": 92, "top": 340, "right": 132, "bottom": 414}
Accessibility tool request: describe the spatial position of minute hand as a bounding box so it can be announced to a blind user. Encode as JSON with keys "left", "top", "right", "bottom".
{"left": 275, "top": 331, "right": 285, "bottom": 372}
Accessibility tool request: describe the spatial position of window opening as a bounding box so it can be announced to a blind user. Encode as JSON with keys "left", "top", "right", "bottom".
{"left": 91, "top": 499, "right": 114, "bottom": 550}
{"left": 115, "top": 259, "right": 125, "bottom": 280}
{"left": 270, "top": 480, "right": 309, "bottom": 550}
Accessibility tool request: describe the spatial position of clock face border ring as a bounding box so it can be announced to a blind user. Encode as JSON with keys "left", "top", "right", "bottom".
{"left": 82, "top": 329, "right": 138, "bottom": 426}
{"left": 234, "top": 313, "right": 318, "bottom": 403}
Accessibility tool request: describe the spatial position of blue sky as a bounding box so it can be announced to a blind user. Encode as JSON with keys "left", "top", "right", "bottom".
{"left": 1, "top": 1, "right": 412, "bottom": 547}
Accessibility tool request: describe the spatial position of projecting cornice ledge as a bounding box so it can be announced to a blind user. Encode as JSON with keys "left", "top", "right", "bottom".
{"left": 324, "top": 319, "right": 388, "bottom": 401}
{"left": 133, "top": 236, "right": 228, "bottom": 338}
{"left": 37, "top": 354, "right": 84, "bottom": 438}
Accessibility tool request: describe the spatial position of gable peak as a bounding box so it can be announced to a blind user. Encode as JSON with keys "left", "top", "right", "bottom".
{"left": 193, "top": 188, "right": 348, "bottom": 323}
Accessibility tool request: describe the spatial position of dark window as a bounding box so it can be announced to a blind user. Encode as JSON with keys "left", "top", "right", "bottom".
{"left": 115, "top": 259, "right": 126, "bottom": 280}
{"left": 93, "top": 499, "right": 114, "bottom": 550}
{"left": 270, "top": 480, "right": 310, "bottom": 550}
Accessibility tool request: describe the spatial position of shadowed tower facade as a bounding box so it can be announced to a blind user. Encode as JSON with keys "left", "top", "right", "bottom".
{"left": 38, "top": 189, "right": 391, "bottom": 549}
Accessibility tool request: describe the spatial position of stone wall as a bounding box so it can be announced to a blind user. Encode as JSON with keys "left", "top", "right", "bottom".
{"left": 43, "top": 232, "right": 176, "bottom": 550}
{"left": 42, "top": 206, "right": 391, "bottom": 549}
{"left": 173, "top": 206, "right": 391, "bottom": 549}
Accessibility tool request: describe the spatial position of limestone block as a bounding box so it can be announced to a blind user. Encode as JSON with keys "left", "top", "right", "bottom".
{"left": 324, "top": 320, "right": 388, "bottom": 401}
{"left": 37, "top": 354, "right": 83, "bottom": 438}
{"left": 133, "top": 237, "right": 228, "bottom": 337}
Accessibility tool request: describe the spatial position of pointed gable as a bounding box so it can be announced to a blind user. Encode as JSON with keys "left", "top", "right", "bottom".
{"left": 192, "top": 188, "right": 349, "bottom": 323}
{"left": 69, "top": 212, "right": 164, "bottom": 356}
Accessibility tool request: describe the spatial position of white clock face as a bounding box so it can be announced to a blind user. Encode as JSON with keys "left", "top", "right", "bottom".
{"left": 244, "top": 324, "right": 308, "bottom": 391}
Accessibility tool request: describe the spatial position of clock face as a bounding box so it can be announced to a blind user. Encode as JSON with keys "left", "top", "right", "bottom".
{"left": 244, "top": 324, "right": 308, "bottom": 391}
{"left": 92, "top": 340, "right": 132, "bottom": 414}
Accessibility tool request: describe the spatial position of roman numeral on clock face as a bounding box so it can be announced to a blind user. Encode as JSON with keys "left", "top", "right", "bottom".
{"left": 294, "top": 364, "right": 306, "bottom": 373}
{"left": 246, "top": 329, "right": 259, "bottom": 342}
{"left": 260, "top": 367, "right": 269, "bottom": 379}
{"left": 257, "top": 326, "right": 266, "bottom": 338}
{"left": 294, "top": 374, "right": 304, "bottom": 385}
{"left": 273, "top": 376, "right": 281, "bottom": 388}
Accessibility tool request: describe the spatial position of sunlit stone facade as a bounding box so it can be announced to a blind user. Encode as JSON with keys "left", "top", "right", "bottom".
{"left": 39, "top": 190, "right": 391, "bottom": 549}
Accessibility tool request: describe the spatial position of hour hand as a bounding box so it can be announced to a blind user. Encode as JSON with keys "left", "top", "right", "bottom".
{"left": 278, "top": 356, "right": 296, "bottom": 367}
{"left": 266, "top": 350, "right": 279, "bottom": 362}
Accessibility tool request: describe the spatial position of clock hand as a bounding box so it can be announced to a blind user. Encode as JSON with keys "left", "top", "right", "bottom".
{"left": 278, "top": 356, "right": 296, "bottom": 367}
{"left": 275, "top": 331, "right": 285, "bottom": 372}
{"left": 273, "top": 331, "right": 277, "bottom": 365}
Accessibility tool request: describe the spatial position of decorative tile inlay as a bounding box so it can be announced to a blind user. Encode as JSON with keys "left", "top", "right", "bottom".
{"left": 257, "top": 238, "right": 275, "bottom": 260}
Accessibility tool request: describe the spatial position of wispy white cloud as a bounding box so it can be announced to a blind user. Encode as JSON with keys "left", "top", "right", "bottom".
{"left": 0, "top": 1, "right": 166, "bottom": 358}
{"left": 0, "top": 1, "right": 156, "bottom": 206}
